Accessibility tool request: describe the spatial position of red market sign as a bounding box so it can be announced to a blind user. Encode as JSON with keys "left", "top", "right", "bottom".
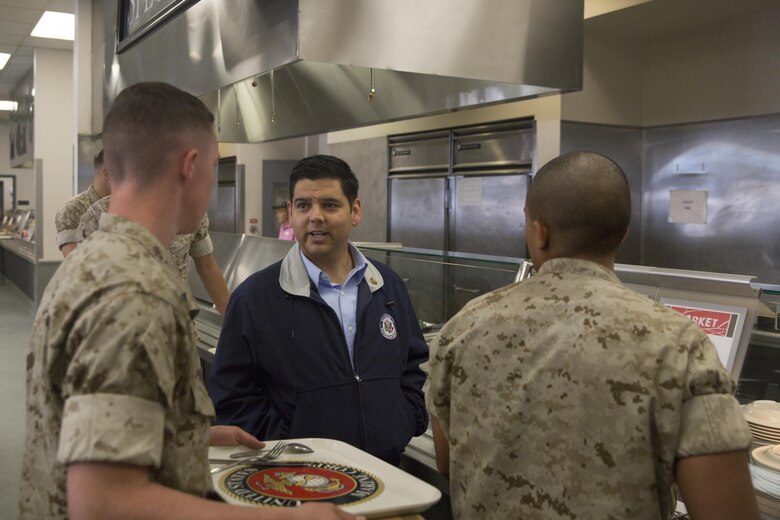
{"left": 667, "top": 306, "right": 738, "bottom": 338}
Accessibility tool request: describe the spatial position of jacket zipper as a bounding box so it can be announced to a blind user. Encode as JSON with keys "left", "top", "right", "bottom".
{"left": 316, "top": 297, "right": 367, "bottom": 449}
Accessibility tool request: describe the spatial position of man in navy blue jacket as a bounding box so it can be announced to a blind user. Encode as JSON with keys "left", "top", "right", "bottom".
{"left": 209, "top": 155, "right": 429, "bottom": 465}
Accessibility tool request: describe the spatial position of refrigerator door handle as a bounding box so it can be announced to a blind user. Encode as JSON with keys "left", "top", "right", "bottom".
{"left": 453, "top": 285, "right": 481, "bottom": 295}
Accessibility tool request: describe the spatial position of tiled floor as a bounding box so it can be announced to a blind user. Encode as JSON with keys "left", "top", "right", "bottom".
{"left": 0, "top": 279, "right": 34, "bottom": 520}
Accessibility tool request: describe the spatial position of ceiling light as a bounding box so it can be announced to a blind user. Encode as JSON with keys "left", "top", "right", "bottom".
{"left": 0, "top": 53, "right": 11, "bottom": 70}
{"left": 0, "top": 100, "right": 18, "bottom": 111}
{"left": 31, "top": 11, "right": 75, "bottom": 41}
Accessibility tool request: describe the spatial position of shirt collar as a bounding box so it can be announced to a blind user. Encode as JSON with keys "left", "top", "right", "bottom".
{"left": 536, "top": 257, "right": 620, "bottom": 284}
{"left": 300, "top": 242, "right": 368, "bottom": 287}
{"left": 97, "top": 213, "right": 177, "bottom": 272}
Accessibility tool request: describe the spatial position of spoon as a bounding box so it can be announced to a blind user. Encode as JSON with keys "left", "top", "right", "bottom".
{"left": 228, "top": 442, "right": 313, "bottom": 459}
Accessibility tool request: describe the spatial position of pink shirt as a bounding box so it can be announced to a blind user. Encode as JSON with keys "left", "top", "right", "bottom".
{"left": 278, "top": 223, "right": 295, "bottom": 241}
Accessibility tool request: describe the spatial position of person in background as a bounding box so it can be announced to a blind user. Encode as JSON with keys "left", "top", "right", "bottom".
{"left": 77, "top": 199, "right": 229, "bottom": 315}
{"left": 426, "top": 151, "right": 759, "bottom": 520}
{"left": 19, "top": 82, "right": 359, "bottom": 520}
{"left": 209, "top": 154, "right": 429, "bottom": 466}
{"left": 54, "top": 149, "right": 110, "bottom": 257}
{"left": 274, "top": 200, "right": 295, "bottom": 240}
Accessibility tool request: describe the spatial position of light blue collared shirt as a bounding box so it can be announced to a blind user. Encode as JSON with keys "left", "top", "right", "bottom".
{"left": 301, "top": 243, "right": 368, "bottom": 368}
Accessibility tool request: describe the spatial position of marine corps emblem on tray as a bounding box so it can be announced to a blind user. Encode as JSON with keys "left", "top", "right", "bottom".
{"left": 218, "top": 461, "right": 384, "bottom": 507}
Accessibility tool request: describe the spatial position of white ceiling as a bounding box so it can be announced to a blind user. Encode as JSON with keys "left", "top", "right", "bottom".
{"left": 0, "top": 0, "right": 74, "bottom": 102}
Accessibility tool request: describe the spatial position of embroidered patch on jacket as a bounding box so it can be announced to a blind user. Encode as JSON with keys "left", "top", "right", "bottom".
{"left": 218, "top": 462, "right": 384, "bottom": 507}
{"left": 379, "top": 313, "right": 398, "bottom": 340}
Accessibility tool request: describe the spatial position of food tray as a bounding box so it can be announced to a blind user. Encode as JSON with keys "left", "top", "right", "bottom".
{"left": 209, "top": 438, "right": 441, "bottom": 517}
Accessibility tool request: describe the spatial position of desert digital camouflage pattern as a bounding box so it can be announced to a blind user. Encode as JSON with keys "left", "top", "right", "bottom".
{"left": 54, "top": 185, "right": 100, "bottom": 248}
{"left": 426, "top": 258, "right": 751, "bottom": 520}
{"left": 77, "top": 195, "right": 213, "bottom": 281}
{"left": 19, "top": 214, "right": 214, "bottom": 520}
{"left": 169, "top": 213, "right": 212, "bottom": 281}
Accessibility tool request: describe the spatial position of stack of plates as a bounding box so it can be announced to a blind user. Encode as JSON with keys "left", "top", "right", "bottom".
{"left": 742, "top": 400, "right": 780, "bottom": 443}
{"left": 751, "top": 444, "right": 780, "bottom": 499}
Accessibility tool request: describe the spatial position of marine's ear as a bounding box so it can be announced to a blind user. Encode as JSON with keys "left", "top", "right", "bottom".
{"left": 620, "top": 227, "right": 630, "bottom": 245}
{"left": 179, "top": 148, "right": 199, "bottom": 184}
{"left": 530, "top": 218, "right": 549, "bottom": 251}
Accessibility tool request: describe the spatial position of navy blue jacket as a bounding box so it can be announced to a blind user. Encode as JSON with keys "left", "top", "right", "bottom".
{"left": 208, "top": 243, "right": 429, "bottom": 465}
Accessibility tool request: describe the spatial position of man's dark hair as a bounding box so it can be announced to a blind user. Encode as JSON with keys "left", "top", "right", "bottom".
{"left": 102, "top": 82, "right": 214, "bottom": 185}
{"left": 289, "top": 155, "right": 359, "bottom": 205}
{"left": 93, "top": 149, "right": 104, "bottom": 169}
{"left": 526, "top": 151, "right": 631, "bottom": 257}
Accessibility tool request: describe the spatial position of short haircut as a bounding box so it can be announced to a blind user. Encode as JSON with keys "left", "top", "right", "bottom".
{"left": 526, "top": 151, "right": 631, "bottom": 257}
{"left": 102, "top": 82, "right": 214, "bottom": 185}
{"left": 93, "top": 149, "right": 104, "bottom": 169}
{"left": 289, "top": 155, "right": 359, "bottom": 205}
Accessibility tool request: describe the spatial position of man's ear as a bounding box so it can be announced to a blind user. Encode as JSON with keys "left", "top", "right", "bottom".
{"left": 620, "top": 227, "right": 630, "bottom": 245}
{"left": 530, "top": 218, "right": 549, "bottom": 250}
{"left": 351, "top": 198, "right": 362, "bottom": 226}
{"left": 180, "top": 149, "right": 198, "bottom": 183}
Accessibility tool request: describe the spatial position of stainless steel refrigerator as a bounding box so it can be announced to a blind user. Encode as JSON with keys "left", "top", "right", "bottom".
{"left": 208, "top": 156, "right": 245, "bottom": 234}
{"left": 387, "top": 120, "right": 534, "bottom": 319}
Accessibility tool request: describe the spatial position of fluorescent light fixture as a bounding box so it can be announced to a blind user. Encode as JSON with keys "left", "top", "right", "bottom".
{"left": 31, "top": 11, "right": 75, "bottom": 41}
{"left": 0, "top": 52, "right": 11, "bottom": 70}
{"left": 0, "top": 100, "right": 18, "bottom": 111}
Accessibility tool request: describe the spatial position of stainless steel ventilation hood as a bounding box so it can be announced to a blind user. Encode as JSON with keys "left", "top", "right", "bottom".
{"left": 103, "top": 0, "right": 583, "bottom": 142}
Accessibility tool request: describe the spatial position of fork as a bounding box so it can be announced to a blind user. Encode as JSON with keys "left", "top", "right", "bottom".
{"left": 210, "top": 441, "right": 289, "bottom": 475}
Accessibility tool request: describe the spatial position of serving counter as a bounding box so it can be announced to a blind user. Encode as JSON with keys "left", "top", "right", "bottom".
{"left": 191, "top": 235, "right": 780, "bottom": 518}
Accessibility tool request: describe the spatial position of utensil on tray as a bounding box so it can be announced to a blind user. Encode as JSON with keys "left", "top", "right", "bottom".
{"left": 228, "top": 442, "right": 313, "bottom": 459}
{"left": 210, "top": 441, "right": 289, "bottom": 475}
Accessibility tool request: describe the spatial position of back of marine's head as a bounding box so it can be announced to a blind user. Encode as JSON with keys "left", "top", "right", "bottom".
{"left": 526, "top": 151, "right": 631, "bottom": 258}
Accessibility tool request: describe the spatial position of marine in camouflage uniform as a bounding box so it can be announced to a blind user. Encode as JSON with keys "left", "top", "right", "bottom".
{"left": 19, "top": 213, "right": 214, "bottom": 519}
{"left": 427, "top": 150, "right": 757, "bottom": 520}
{"left": 53, "top": 185, "right": 101, "bottom": 250}
{"left": 426, "top": 258, "right": 752, "bottom": 519}
{"left": 77, "top": 195, "right": 213, "bottom": 281}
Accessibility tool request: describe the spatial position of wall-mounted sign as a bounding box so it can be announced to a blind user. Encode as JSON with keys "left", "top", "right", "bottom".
{"left": 116, "top": 0, "right": 200, "bottom": 53}
{"left": 668, "top": 189, "right": 707, "bottom": 224}
{"left": 661, "top": 297, "right": 747, "bottom": 372}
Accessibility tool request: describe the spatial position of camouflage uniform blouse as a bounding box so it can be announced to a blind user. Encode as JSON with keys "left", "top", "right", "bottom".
{"left": 426, "top": 258, "right": 751, "bottom": 520}
{"left": 19, "top": 214, "right": 214, "bottom": 520}
{"left": 53, "top": 185, "right": 100, "bottom": 249}
{"left": 76, "top": 195, "right": 213, "bottom": 281}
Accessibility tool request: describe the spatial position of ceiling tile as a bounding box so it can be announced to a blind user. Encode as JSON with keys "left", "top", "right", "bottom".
{"left": 0, "top": 0, "right": 48, "bottom": 9}
{"left": 0, "top": 20, "right": 35, "bottom": 37}
{"left": 0, "top": 6, "right": 44, "bottom": 24}
{"left": 48, "top": 0, "right": 76, "bottom": 14}
{"left": 0, "top": 34, "right": 24, "bottom": 45}
{"left": 25, "top": 36, "right": 73, "bottom": 50}
{"left": 13, "top": 46, "right": 33, "bottom": 57}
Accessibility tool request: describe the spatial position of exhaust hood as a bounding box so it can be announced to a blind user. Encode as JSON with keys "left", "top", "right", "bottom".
{"left": 103, "top": 0, "right": 583, "bottom": 142}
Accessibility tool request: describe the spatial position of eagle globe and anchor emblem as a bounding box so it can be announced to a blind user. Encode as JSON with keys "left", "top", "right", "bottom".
{"left": 219, "top": 461, "right": 384, "bottom": 507}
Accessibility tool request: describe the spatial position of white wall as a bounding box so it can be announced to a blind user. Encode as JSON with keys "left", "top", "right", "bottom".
{"left": 561, "top": 26, "right": 643, "bottom": 127}
{"left": 14, "top": 168, "right": 35, "bottom": 210}
{"left": 640, "top": 6, "right": 780, "bottom": 126}
{"left": 75, "top": 0, "right": 93, "bottom": 136}
{"left": 219, "top": 138, "right": 309, "bottom": 235}
{"left": 34, "top": 48, "right": 74, "bottom": 261}
{"left": 564, "top": 4, "right": 780, "bottom": 128}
